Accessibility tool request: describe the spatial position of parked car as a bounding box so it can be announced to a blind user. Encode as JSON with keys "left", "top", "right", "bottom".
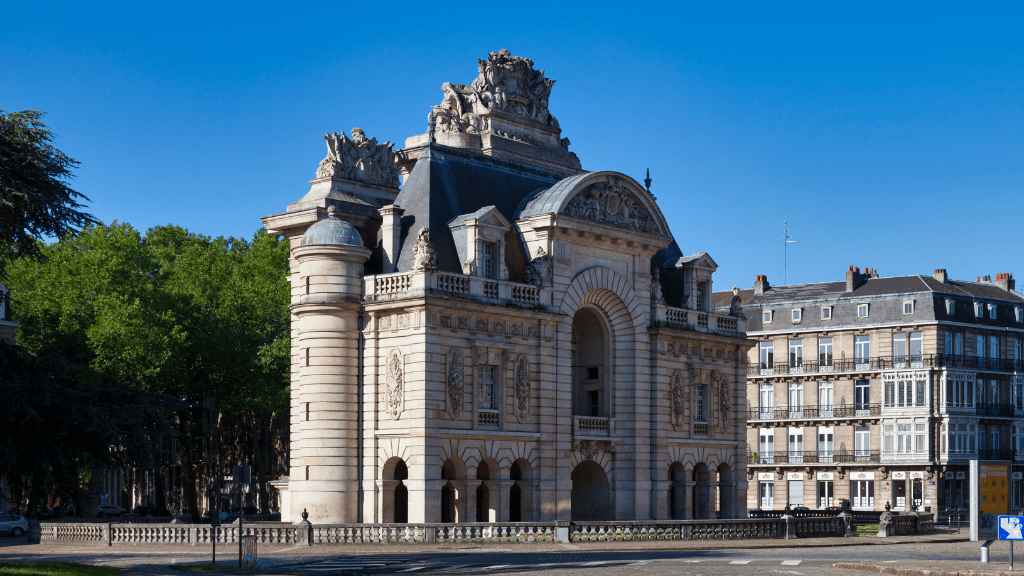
{"left": 131, "top": 505, "right": 170, "bottom": 517}
{"left": 792, "top": 505, "right": 810, "bottom": 511}
{"left": 95, "top": 504, "right": 124, "bottom": 518}
{"left": 0, "top": 514, "right": 28, "bottom": 537}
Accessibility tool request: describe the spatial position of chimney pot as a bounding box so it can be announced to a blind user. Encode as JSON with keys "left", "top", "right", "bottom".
{"left": 754, "top": 274, "right": 770, "bottom": 295}
{"left": 933, "top": 269, "right": 947, "bottom": 283}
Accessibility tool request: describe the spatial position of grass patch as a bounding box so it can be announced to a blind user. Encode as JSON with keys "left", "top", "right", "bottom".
{"left": 170, "top": 567, "right": 232, "bottom": 573}
{"left": 857, "top": 523, "right": 879, "bottom": 535}
{"left": 0, "top": 563, "right": 121, "bottom": 576}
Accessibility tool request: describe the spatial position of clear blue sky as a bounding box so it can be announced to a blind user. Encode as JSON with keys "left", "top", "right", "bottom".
{"left": 3, "top": 2, "right": 1022, "bottom": 290}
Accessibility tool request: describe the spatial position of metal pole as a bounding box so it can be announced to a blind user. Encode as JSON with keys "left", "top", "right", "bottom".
{"left": 212, "top": 526, "right": 216, "bottom": 567}
{"left": 1011, "top": 540, "right": 1015, "bottom": 571}
{"left": 238, "top": 488, "right": 242, "bottom": 568}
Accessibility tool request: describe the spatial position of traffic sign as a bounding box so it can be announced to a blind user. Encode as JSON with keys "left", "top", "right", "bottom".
{"left": 999, "top": 516, "right": 1024, "bottom": 541}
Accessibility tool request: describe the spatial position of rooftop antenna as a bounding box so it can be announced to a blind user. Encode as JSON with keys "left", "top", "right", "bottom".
{"left": 781, "top": 221, "right": 796, "bottom": 284}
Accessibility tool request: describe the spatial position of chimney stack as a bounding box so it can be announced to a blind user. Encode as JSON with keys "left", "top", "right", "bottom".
{"left": 996, "top": 272, "right": 1016, "bottom": 292}
{"left": 846, "top": 265, "right": 866, "bottom": 292}
{"left": 754, "top": 274, "right": 770, "bottom": 295}
{"left": 933, "top": 269, "right": 948, "bottom": 283}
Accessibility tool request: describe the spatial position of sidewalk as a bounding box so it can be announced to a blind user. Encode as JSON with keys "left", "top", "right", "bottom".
{"left": 836, "top": 540, "right": 1024, "bottom": 576}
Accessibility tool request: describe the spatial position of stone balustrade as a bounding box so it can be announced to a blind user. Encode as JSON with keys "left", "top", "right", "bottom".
{"left": 39, "top": 516, "right": 866, "bottom": 546}
{"left": 365, "top": 271, "right": 550, "bottom": 308}
{"left": 653, "top": 304, "right": 745, "bottom": 337}
{"left": 575, "top": 415, "right": 611, "bottom": 435}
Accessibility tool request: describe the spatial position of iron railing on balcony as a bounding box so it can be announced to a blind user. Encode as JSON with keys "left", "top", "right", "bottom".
{"left": 747, "top": 403, "right": 881, "bottom": 421}
{"left": 975, "top": 403, "right": 1017, "bottom": 417}
{"left": 748, "top": 450, "right": 880, "bottom": 465}
{"left": 749, "top": 354, "right": 1024, "bottom": 376}
{"left": 977, "top": 449, "right": 1017, "bottom": 460}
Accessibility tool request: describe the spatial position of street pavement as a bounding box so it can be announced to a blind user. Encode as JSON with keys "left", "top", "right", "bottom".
{"left": 4, "top": 532, "right": 1016, "bottom": 576}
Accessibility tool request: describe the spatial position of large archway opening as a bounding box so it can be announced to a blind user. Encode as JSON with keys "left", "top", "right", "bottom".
{"left": 572, "top": 307, "right": 609, "bottom": 417}
{"left": 440, "top": 459, "right": 456, "bottom": 523}
{"left": 692, "top": 464, "right": 711, "bottom": 520}
{"left": 669, "top": 462, "right": 685, "bottom": 520}
{"left": 718, "top": 463, "right": 733, "bottom": 519}
{"left": 571, "top": 461, "right": 610, "bottom": 521}
{"left": 476, "top": 461, "right": 491, "bottom": 522}
{"left": 393, "top": 460, "right": 409, "bottom": 523}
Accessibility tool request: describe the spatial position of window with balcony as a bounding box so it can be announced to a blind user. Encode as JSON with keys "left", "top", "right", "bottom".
{"left": 818, "top": 381, "right": 834, "bottom": 416}
{"left": 818, "top": 426, "right": 834, "bottom": 462}
{"left": 695, "top": 385, "right": 707, "bottom": 423}
{"left": 945, "top": 333, "right": 953, "bottom": 356}
{"left": 759, "top": 428, "right": 774, "bottom": 463}
{"left": 910, "top": 332, "right": 923, "bottom": 366}
{"left": 855, "top": 380, "right": 871, "bottom": 412}
{"left": 883, "top": 372, "right": 923, "bottom": 408}
{"left": 1014, "top": 425, "right": 1024, "bottom": 454}
{"left": 855, "top": 426, "right": 871, "bottom": 461}
{"left": 818, "top": 337, "right": 834, "bottom": 370}
{"left": 893, "top": 333, "right": 907, "bottom": 366}
{"left": 1014, "top": 377, "right": 1024, "bottom": 410}
{"left": 789, "top": 382, "right": 804, "bottom": 417}
{"left": 789, "top": 427, "right": 804, "bottom": 463}
{"left": 821, "top": 306, "right": 832, "bottom": 320}
{"left": 789, "top": 339, "right": 804, "bottom": 371}
{"left": 855, "top": 335, "right": 871, "bottom": 367}
{"left": 991, "top": 336, "right": 1000, "bottom": 368}
{"left": 977, "top": 335, "right": 986, "bottom": 363}
{"left": 944, "top": 372, "right": 975, "bottom": 408}
{"left": 759, "top": 341, "right": 774, "bottom": 373}
{"left": 858, "top": 304, "right": 869, "bottom": 317}
{"left": 759, "top": 383, "right": 774, "bottom": 418}
{"left": 478, "top": 365, "right": 497, "bottom": 410}
{"left": 956, "top": 333, "right": 963, "bottom": 356}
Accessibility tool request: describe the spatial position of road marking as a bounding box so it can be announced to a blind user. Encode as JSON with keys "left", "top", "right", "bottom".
{"left": 781, "top": 560, "right": 802, "bottom": 565}
{"left": 484, "top": 566, "right": 510, "bottom": 570}
{"left": 400, "top": 568, "right": 427, "bottom": 572}
{"left": 629, "top": 561, "right": 651, "bottom": 565}
{"left": 535, "top": 564, "right": 554, "bottom": 568}
{"left": 730, "top": 560, "right": 752, "bottom": 564}
{"left": 583, "top": 562, "right": 606, "bottom": 566}
{"left": 442, "top": 565, "right": 475, "bottom": 571}
{"left": 684, "top": 560, "right": 702, "bottom": 563}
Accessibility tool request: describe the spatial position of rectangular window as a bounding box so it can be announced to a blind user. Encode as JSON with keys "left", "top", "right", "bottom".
{"left": 915, "top": 422, "right": 926, "bottom": 452}
{"left": 789, "top": 427, "right": 804, "bottom": 462}
{"left": 695, "top": 385, "right": 706, "bottom": 422}
{"left": 904, "top": 301, "right": 914, "bottom": 314}
{"left": 481, "top": 242, "right": 495, "bottom": 279}
{"left": 855, "top": 426, "right": 871, "bottom": 461}
{"left": 819, "top": 337, "right": 834, "bottom": 369}
{"left": 946, "top": 299, "right": 955, "bottom": 315}
{"left": 1015, "top": 339, "right": 1022, "bottom": 363}
{"left": 991, "top": 336, "right": 1000, "bottom": 362}
{"left": 587, "top": 390, "right": 600, "bottom": 417}
{"left": 763, "top": 310, "right": 773, "bottom": 323}
{"left": 818, "top": 425, "right": 834, "bottom": 462}
{"left": 759, "top": 428, "right": 775, "bottom": 463}
{"left": 788, "top": 480, "right": 804, "bottom": 506}
{"left": 696, "top": 282, "right": 706, "bottom": 311}
{"left": 976, "top": 303, "right": 985, "bottom": 318}
{"left": 792, "top": 308, "right": 802, "bottom": 322}
{"left": 956, "top": 333, "right": 963, "bottom": 355}
{"left": 855, "top": 335, "right": 871, "bottom": 366}
{"left": 855, "top": 380, "right": 870, "bottom": 410}
{"left": 883, "top": 423, "right": 894, "bottom": 452}
{"left": 821, "top": 306, "right": 832, "bottom": 320}
{"left": 910, "top": 332, "right": 923, "bottom": 366}
{"left": 1017, "top": 307, "right": 1023, "bottom": 323}
{"left": 760, "top": 341, "right": 774, "bottom": 371}
{"left": 759, "top": 383, "right": 774, "bottom": 418}
{"left": 760, "top": 481, "right": 774, "bottom": 508}
{"left": 789, "top": 339, "right": 804, "bottom": 369}
{"left": 885, "top": 377, "right": 896, "bottom": 407}
{"left": 789, "top": 382, "right": 804, "bottom": 416}
{"left": 945, "top": 333, "right": 953, "bottom": 356}
{"left": 818, "top": 381, "right": 834, "bottom": 415}
{"left": 893, "top": 333, "right": 907, "bottom": 366}
{"left": 1015, "top": 377, "right": 1024, "bottom": 410}
{"left": 916, "top": 377, "right": 926, "bottom": 407}
{"left": 990, "top": 304, "right": 998, "bottom": 319}
{"left": 897, "top": 422, "right": 912, "bottom": 453}
{"left": 978, "top": 335, "right": 986, "bottom": 361}
{"left": 857, "top": 304, "right": 869, "bottom": 317}
{"left": 478, "top": 365, "right": 496, "bottom": 410}
{"left": 852, "top": 479, "right": 874, "bottom": 508}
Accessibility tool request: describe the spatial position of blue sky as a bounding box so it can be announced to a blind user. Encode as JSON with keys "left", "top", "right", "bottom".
{"left": 2, "top": 2, "right": 1022, "bottom": 290}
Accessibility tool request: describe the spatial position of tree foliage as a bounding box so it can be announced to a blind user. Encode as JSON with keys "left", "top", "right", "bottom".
{"left": 0, "top": 110, "right": 97, "bottom": 269}
{"left": 2, "top": 222, "right": 291, "bottom": 515}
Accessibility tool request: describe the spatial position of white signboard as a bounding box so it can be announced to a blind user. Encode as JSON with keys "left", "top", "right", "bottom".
{"left": 787, "top": 472, "right": 803, "bottom": 481}
{"left": 758, "top": 473, "right": 774, "bottom": 481}
{"left": 910, "top": 472, "right": 925, "bottom": 479}
{"left": 851, "top": 471, "right": 875, "bottom": 480}
{"left": 817, "top": 472, "right": 834, "bottom": 481}
{"left": 892, "top": 471, "right": 907, "bottom": 480}
{"left": 1014, "top": 472, "right": 1023, "bottom": 480}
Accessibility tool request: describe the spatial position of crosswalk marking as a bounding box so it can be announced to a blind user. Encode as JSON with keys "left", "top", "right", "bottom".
{"left": 729, "top": 560, "right": 752, "bottom": 564}
{"left": 781, "top": 560, "right": 802, "bottom": 565}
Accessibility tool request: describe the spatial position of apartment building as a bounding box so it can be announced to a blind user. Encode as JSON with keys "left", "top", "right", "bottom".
{"left": 717, "top": 267, "right": 1024, "bottom": 514}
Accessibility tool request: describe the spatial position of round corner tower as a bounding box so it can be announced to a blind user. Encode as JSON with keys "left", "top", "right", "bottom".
{"left": 288, "top": 206, "right": 369, "bottom": 524}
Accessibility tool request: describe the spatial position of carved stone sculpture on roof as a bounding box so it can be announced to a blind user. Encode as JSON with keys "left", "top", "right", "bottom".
{"left": 410, "top": 227, "right": 437, "bottom": 272}
{"left": 729, "top": 285, "right": 745, "bottom": 318}
{"left": 651, "top": 268, "right": 665, "bottom": 305}
{"left": 427, "top": 49, "right": 561, "bottom": 142}
{"left": 562, "top": 176, "right": 662, "bottom": 235}
{"left": 315, "top": 128, "right": 401, "bottom": 189}
{"left": 524, "top": 247, "right": 552, "bottom": 287}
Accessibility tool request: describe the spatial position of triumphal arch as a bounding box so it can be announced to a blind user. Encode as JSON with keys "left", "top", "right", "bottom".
{"left": 262, "top": 50, "right": 753, "bottom": 524}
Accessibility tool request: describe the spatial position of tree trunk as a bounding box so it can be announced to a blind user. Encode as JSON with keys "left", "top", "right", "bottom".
{"left": 81, "top": 460, "right": 103, "bottom": 518}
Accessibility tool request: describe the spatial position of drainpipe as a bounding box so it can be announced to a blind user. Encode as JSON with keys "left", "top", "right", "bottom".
{"left": 357, "top": 314, "right": 364, "bottom": 523}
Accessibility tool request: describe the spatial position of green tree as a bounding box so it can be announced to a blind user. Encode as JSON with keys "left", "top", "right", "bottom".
{"left": 0, "top": 110, "right": 97, "bottom": 273}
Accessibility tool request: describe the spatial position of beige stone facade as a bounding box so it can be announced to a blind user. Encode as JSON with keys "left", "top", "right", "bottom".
{"left": 262, "top": 51, "right": 752, "bottom": 525}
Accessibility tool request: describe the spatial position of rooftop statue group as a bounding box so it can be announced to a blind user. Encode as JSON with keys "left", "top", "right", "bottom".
{"left": 315, "top": 128, "right": 401, "bottom": 189}
{"left": 428, "top": 49, "right": 560, "bottom": 142}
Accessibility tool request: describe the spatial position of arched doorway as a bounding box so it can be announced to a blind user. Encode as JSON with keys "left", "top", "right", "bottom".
{"left": 692, "top": 463, "right": 711, "bottom": 520}
{"left": 440, "top": 459, "right": 456, "bottom": 523}
{"left": 509, "top": 462, "right": 523, "bottom": 522}
{"left": 571, "top": 461, "right": 610, "bottom": 521}
{"left": 669, "top": 462, "right": 685, "bottom": 519}
{"left": 572, "top": 308, "right": 609, "bottom": 418}
{"left": 718, "top": 463, "right": 733, "bottom": 519}
{"left": 393, "top": 460, "right": 409, "bottom": 523}
{"left": 476, "top": 461, "right": 491, "bottom": 522}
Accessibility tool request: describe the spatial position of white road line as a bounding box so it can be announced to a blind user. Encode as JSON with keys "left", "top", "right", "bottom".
{"left": 684, "top": 559, "right": 702, "bottom": 563}
{"left": 729, "top": 560, "right": 752, "bottom": 564}
{"left": 400, "top": 568, "right": 426, "bottom": 572}
{"left": 629, "top": 561, "right": 651, "bottom": 565}
{"left": 484, "top": 566, "right": 510, "bottom": 570}
{"left": 781, "top": 560, "right": 802, "bottom": 565}
{"left": 583, "top": 562, "right": 606, "bottom": 566}
{"left": 441, "top": 564, "right": 475, "bottom": 571}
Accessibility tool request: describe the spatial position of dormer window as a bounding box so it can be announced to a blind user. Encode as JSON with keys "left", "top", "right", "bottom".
{"left": 1016, "top": 307, "right": 1023, "bottom": 323}
{"left": 481, "top": 242, "right": 495, "bottom": 279}
{"left": 903, "top": 301, "right": 914, "bottom": 315}
{"left": 821, "top": 306, "right": 832, "bottom": 320}
{"left": 975, "top": 303, "right": 984, "bottom": 318}
{"left": 857, "top": 304, "right": 869, "bottom": 318}
{"left": 447, "top": 205, "right": 512, "bottom": 280}
{"left": 791, "top": 308, "right": 802, "bottom": 323}
{"left": 988, "top": 304, "right": 997, "bottom": 319}
{"left": 763, "top": 310, "right": 773, "bottom": 323}
{"left": 946, "top": 299, "right": 955, "bottom": 315}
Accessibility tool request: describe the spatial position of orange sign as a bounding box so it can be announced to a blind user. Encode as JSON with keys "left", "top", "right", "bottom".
{"left": 980, "top": 464, "right": 1010, "bottom": 515}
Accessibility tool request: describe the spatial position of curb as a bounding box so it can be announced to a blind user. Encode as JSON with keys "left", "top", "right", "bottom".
{"left": 835, "top": 562, "right": 1015, "bottom": 576}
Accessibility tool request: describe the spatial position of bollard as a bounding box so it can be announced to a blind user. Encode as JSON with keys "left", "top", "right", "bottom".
{"left": 982, "top": 540, "right": 992, "bottom": 563}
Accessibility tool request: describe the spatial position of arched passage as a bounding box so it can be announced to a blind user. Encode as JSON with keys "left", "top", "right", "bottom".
{"left": 392, "top": 460, "right": 409, "bottom": 523}
{"left": 476, "top": 461, "right": 492, "bottom": 522}
{"left": 571, "top": 461, "right": 610, "bottom": 521}
{"left": 692, "top": 464, "right": 711, "bottom": 520}
{"left": 669, "top": 462, "right": 685, "bottom": 520}
{"left": 440, "top": 459, "right": 457, "bottom": 523}
{"left": 718, "top": 463, "right": 733, "bottom": 519}
{"left": 509, "top": 459, "right": 533, "bottom": 522}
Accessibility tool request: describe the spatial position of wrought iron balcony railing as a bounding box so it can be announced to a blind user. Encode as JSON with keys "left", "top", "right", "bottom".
{"left": 747, "top": 403, "right": 881, "bottom": 421}
{"left": 975, "top": 403, "right": 1017, "bottom": 417}
{"left": 748, "top": 450, "right": 880, "bottom": 465}
{"left": 749, "top": 354, "right": 1024, "bottom": 376}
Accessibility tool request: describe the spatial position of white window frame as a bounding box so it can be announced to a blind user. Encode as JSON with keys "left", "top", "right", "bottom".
{"left": 946, "top": 299, "right": 955, "bottom": 315}
{"left": 818, "top": 337, "right": 834, "bottom": 369}
{"left": 480, "top": 241, "right": 496, "bottom": 279}
{"left": 789, "top": 339, "right": 804, "bottom": 370}
{"left": 976, "top": 302, "right": 984, "bottom": 318}
{"left": 763, "top": 309, "right": 773, "bottom": 324}
{"left": 792, "top": 308, "right": 802, "bottom": 323}
{"left": 821, "top": 306, "right": 832, "bottom": 320}
{"left": 903, "top": 300, "right": 914, "bottom": 315}
{"left": 989, "top": 304, "right": 998, "bottom": 319}
{"left": 857, "top": 303, "right": 869, "bottom": 317}
{"left": 1016, "top": 307, "right": 1023, "bottom": 323}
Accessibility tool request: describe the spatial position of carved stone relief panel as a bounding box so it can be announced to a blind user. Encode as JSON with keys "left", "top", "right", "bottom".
{"left": 560, "top": 176, "right": 662, "bottom": 235}
{"left": 514, "top": 355, "right": 530, "bottom": 423}
{"left": 447, "top": 349, "right": 464, "bottom": 420}
{"left": 671, "top": 369, "right": 687, "bottom": 432}
{"left": 386, "top": 350, "right": 404, "bottom": 420}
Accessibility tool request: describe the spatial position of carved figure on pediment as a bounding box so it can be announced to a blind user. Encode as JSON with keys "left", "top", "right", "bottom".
{"left": 411, "top": 227, "right": 437, "bottom": 272}
{"left": 515, "top": 356, "right": 530, "bottom": 423}
{"left": 651, "top": 268, "right": 665, "bottom": 305}
{"left": 447, "top": 349, "right": 464, "bottom": 420}
{"left": 562, "top": 176, "right": 662, "bottom": 235}
{"left": 524, "top": 247, "right": 552, "bottom": 287}
{"left": 386, "top": 350, "right": 404, "bottom": 420}
{"left": 577, "top": 440, "right": 600, "bottom": 461}
{"left": 316, "top": 129, "right": 400, "bottom": 189}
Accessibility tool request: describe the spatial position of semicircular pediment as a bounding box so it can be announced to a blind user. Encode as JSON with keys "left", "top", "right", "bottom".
{"left": 515, "top": 171, "right": 669, "bottom": 237}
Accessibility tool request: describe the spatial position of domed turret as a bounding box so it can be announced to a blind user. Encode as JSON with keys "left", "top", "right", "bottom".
{"left": 300, "top": 206, "right": 364, "bottom": 247}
